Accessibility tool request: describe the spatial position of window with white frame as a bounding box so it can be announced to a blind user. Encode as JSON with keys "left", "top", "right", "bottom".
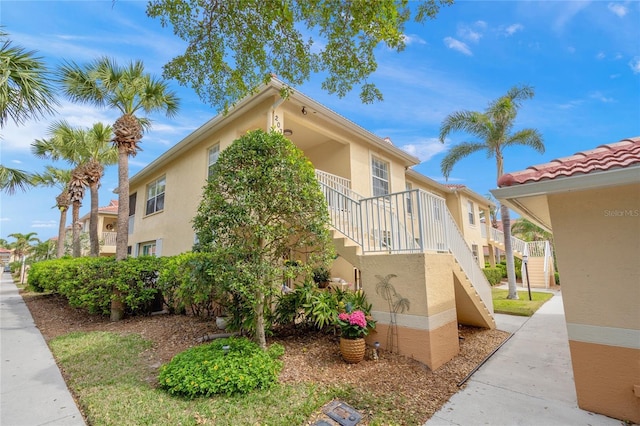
{"left": 146, "top": 176, "right": 166, "bottom": 215}
{"left": 405, "top": 182, "right": 413, "bottom": 214}
{"left": 207, "top": 144, "right": 220, "bottom": 177}
{"left": 372, "top": 157, "right": 389, "bottom": 197}
{"left": 140, "top": 241, "right": 156, "bottom": 256}
{"left": 467, "top": 200, "right": 475, "bottom": 225}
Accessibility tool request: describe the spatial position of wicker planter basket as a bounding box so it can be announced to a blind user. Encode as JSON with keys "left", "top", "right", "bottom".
{"left": 339, "top": 337, "right": 366, "bottom": 363}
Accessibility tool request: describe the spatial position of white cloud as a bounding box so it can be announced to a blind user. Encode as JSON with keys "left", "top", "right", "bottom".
{"left": 607, "top": 2, "right": 628, "bottom": 17}
{"left": 457, "top": 27, "right": 482, "bottom": 43}
{"left": 400, "top": 138, "right": 448, "bottom": 162}
{"left": 505, "top": 23, "right": 524, "bottom": 36}
{"left": 567, "top": 46, "right": 576, "bottom": 54}
{"left": 443, "top": 37, "right": 472, "bottom": 56}
{"left": 596, "top": 52, "right": 606, "bottom": 60}
{"left": 32, "top": 220, "right": 57, "bottom": 228}
{"left": 589, "top": 91, "right": 615, "bottom": 103}
{"left": 553, "top": 2, "right": 590, "bottom": 32}
{"left": 610, "top": 74, "right": 621, "bottom": 79}
{"left": 475, "top": 20, "right": 488, "bottom": 30}
{"left": 557, "top": 100, "right": 584, "bottom": 110}
{"left": 0, "top": 217, "right": 10, "bottom": 222}
{"left": 11, "top": 160, "right": 23, "bottom": 164}
{"left": 403, "top": 34, "right": 427, "bottom": 45}
{"left": 629, "top": 57, "right": 640, "bottom": 74}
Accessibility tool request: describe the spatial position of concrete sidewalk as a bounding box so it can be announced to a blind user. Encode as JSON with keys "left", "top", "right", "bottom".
{"left": 0, "top": 272, "right": 85, "bottom": 426}
{"left": 425, "top": 292, "right": 623, "bottom": 425}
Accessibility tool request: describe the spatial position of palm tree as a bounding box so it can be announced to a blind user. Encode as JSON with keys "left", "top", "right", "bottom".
{"left": 31, "top": 166, "right": 73, "bottom": 258}
{"left": 58, "top": 57, "right": 179, "bottom": 320}
{"left": 7, "top": 232, "right": 40, "bottom": 259}
{"left": 0, "top": 166, "right": 33, "bottom": 195}
{"left": 32, "top": 121, "right": 116, "bottom": 257}
{"left": 0, "top": 29, "right": 56, "bottom": 127}
{"left": 0, "top": 30, "right": 57, "bottom": 194}
{"left": 511, "top": 218, "right": 552, "bottom": 242}
{"left": 439, "top": 85, "right": 544, "bottom": 300}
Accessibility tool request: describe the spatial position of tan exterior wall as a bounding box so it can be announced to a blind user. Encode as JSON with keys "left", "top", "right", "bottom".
{"left": 358, "top": 252, "right": 459, "bottom": 370}
{"left": 569, "top": 340, "right": 640, "bottom": 424}
{"left": 548, "top": 183, "right": 640, "bottom": 422}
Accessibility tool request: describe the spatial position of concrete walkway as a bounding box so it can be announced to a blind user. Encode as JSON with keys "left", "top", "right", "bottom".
{"left": 425, "top": 292, "right": 624, "bottom": 425}
{"left": 0, "top": 272, "right": 85, "bottom": 425}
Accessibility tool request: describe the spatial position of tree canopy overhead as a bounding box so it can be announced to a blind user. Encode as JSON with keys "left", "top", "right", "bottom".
{"left": 146, "top": 0, "right": 453, "bottom": 110}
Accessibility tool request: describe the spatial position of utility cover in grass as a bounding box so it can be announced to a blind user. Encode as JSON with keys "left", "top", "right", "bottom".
{"left": 159, "top": 337, "right": 284, "bottom": 397}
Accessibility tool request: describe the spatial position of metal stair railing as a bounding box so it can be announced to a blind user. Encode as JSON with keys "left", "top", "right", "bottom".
{"left": 316, "top": 175, "right": 493, "bottom": 313}
{"left": 443, "top": 208, "right": 494, "bottom": 313}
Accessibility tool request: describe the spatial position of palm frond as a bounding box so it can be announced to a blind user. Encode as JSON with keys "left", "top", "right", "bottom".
{"left": 504, "top": 128, "right": 545, "bottom": 154}
{"left": 439, "top": 110, "right": 490, "bottom": 142}
{"left": 440, "top": 142, "right": 487, "bottom": 179}
{"left": 0, "top": 165, "right": 33, "bottom": 194}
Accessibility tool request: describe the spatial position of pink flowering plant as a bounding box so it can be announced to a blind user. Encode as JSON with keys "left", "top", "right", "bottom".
{"left": 336, "top": 309, "right": 375, "bottom": 339}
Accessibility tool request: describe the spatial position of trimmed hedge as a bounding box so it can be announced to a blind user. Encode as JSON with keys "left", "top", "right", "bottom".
{"left": 482, "top": 267, "right": 503, "bottom": 286}
{"left": 27, "top": 257, "right": 165, "bottom": 315}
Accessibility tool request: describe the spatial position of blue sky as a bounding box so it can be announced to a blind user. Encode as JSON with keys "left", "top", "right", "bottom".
{"left": 1, "top": 1, "right": 639, "bottom": 241}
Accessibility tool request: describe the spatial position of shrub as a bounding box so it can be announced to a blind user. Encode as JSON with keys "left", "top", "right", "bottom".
{"left": 27, "top": 257, "right": 164, "bottom": 316}
{"left": 554, "top": 271, "right": 560, "bottom": 285}
{"left": 158, "top": 337, "right": 284, "bottom": 398}
{"left": 483, "top": 267, "right": 503, "bottom": 286}
{"left": 157, "top": 252, "right": 228, "bottom": 317}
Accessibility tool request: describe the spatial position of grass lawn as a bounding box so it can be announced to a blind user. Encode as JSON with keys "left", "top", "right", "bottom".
{"left": 49, "top": 331, "right": 403, "bottom": 426}
{"left": 492, "top": 288, "right": 554, "bottom": 316}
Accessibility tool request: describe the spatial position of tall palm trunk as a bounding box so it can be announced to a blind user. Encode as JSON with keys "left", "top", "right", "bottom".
{"left": 89, "top": 182, "right": 100, "bottom": 256}
{"left": 71, "top": 200, "right": 81, "bottom": 257}
{"left": 111, "top": 145, "right": 130, "bottom": 321}
{"left": 501, "top": 204, "right": 518, "bottom": 299}
{"left": 85, "top": 159, "right": 104, "bottom": 257}
{"left": 55, "top": 191, "right": 70, "bottom": 258}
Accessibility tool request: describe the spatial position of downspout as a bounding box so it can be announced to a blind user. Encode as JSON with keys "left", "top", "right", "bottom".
{"left": 267, "top": 97, "right": 287, "bottom": 130}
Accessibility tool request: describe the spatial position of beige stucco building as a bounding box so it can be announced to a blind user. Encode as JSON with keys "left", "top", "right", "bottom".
{"left": 493, "top": 137, "right": 640, "bottom": 424}
{"left": 127, "top": 79, "right": 501, "bottom": 369}
{"left": 78, "top": 200, "right": 118, "bottom": 256}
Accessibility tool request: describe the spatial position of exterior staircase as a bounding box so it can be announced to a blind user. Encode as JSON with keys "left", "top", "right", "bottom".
{"left": 482, "top": 226, "right": 555, "bottom": 288}
{"left": 316, "top": 170, "right": 495, "bottom": 328}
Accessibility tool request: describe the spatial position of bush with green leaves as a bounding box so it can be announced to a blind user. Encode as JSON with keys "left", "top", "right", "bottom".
{"left": 159, "top": 337, "right": 284, "bottom": 398}
{"left": 554, "top": 271, "right": 560, "bottom": 285}
{"left": 157, "top": 251, "right": 230, "bottom": 317}
{"left": 275, "top": 283, "right": 373, "bottom": 332}
{"left": 483, "top": 267, "right": 503, "bottom": 286}
{"left": 27, "top": 257, "right": 165, "bottom": 315}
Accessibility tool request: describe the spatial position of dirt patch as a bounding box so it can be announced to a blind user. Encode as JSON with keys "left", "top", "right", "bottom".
{"left": 22, "top": 291, "right": 509, "bottom": 425}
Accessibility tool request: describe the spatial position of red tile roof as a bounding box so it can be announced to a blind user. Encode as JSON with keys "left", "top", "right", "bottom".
{"left": 498, "top": 137, "right": 640, "bottom": 187}
{"left": 99, "top": 200, "right": 118, "bottom": 213}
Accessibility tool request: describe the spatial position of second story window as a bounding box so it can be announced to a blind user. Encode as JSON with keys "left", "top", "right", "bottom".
{"left": 372, "top": 157, "right": 389, "bottom": 197}
{"left": 208, "top": 144, "right": 220, "bottom": 177}
{"left": 405, "top": 182, "right": 413, "bottom": 214}
{"left": 468, "top": 200, "right": 475, "bottom": 225}
{"left": 146, "top": 176, "right": 166, "bottom": 215}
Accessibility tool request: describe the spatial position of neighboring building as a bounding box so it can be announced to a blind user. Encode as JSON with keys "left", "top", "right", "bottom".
{"left": 127, "top": 79, "right": 499, "bottom": 369}
{"left": 78, "top": 200, "right": 118, "bottom": 256}
{"left": 0, "top": 248, "right": 12, "bottom": 267}
{"left": 493, "top": 137, "right": 640, "bottom": 424}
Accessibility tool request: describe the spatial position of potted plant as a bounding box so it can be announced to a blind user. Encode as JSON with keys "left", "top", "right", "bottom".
{"left": 312, "top": 266, "right": 331, "bottom": 289}
{"left": 335, "top": 309, "right": 376, "bottom": 363}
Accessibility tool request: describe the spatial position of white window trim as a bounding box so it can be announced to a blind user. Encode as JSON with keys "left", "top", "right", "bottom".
{"left": 371, "top": 155, "right": 390, "bottom": 197}
{"left": 207, "top": 143, "right": 220, "bottom": 178}
{"left": 467, "top": 199, "right": 476, "bottom": 226}
{"left": 145, "top": 176, "right": 166, "bottom": 216}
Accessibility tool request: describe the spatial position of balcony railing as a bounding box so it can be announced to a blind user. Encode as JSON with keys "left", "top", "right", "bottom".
{"left": 317, "top": 172, "right": 493, "bottom": 312}
{"left": 101, "top": 231, "right": 117, "bottom": 246}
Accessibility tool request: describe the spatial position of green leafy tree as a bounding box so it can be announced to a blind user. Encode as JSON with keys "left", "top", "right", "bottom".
{"left": 439, "top": 85, "right": 544, "bottom": 300}
{"left": 146, "top": 0, "right": 452, "bottom": 110}
{"left": 32, "top": 121, "right": 117, "bottom": 257}
{"left": 32, "top": 166, "right": 73, "bottom": 258}
{"left": 0, "top": 30, "right": 57, "bottom": 195}
{"left": 31, "top": 239, "right": 56, "bottom": 262}
{"left": 193, "top": 130, "right": 334, "bottom": 348}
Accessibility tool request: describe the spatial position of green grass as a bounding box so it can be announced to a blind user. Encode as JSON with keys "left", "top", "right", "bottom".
{"left": 49, "top": 331, "right": 412, "bottom": 426}
{"left": 492, "top": 288, "right": 554, "bottom": 316}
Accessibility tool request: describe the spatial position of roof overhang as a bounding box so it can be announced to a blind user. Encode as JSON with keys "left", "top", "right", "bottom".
{"left": 129, "top": 78, "right": 419, "bottom": 187}
{"left": 491, "top": 166, "right": 640, "bottom": 231}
